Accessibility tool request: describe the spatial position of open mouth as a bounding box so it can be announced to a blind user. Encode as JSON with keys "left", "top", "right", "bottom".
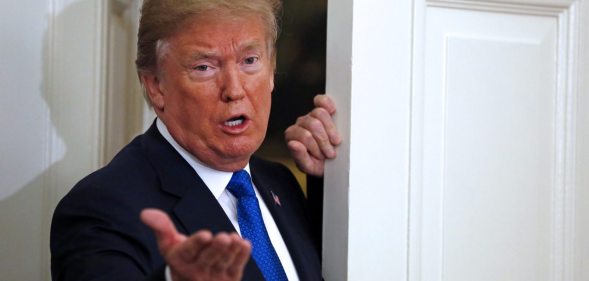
{"left": 224, "top": 115, "right": 246, "bottom": 127}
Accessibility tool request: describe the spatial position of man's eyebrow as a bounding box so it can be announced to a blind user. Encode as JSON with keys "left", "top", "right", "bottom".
{"left": 185, "top": 41, "right": 266, "bottom": 61}
{"left": 239, "top": 41, "right": 265, "bottom": 53}
{"left": 188, "top": 51, "right": 218, "bottom": 61}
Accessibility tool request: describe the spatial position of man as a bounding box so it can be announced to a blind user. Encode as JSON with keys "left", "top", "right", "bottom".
{"left": 50, "top": 0, "right": 340, "bottom": 280}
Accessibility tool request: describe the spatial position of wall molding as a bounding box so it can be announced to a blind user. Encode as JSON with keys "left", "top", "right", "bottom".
{"left": 427, "top": 0, "right": 572, "bottom": 15}
{"left": 41, "top": 0, "right": 110, "bottom": 279}
{"left": 553, "top": 1, "right": 580, "bottom": 280}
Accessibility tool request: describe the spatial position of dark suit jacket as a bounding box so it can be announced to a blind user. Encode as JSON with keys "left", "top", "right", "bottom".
{"left": 50, "top": 123, "right": 321, "bottom": 281}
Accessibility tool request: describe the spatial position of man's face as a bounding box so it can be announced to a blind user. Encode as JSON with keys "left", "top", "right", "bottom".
{"left": 144, "top": 13, "right": 274, "bottom": 171}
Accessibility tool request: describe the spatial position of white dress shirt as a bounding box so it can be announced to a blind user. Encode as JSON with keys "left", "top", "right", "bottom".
{"left": 157, "top": 119, "right": 299, "bottom": 281}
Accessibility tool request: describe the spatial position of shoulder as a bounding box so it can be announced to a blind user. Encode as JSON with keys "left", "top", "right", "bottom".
{"left": 52, "top": 130, "right": 178, "bottom": 244}
{"left": 250, "top": 156, "right": 297, "bottom": 180}
{"left": 250, "top": 155, "right": 307, "bottom": 209}
{"left": 250, "top": 156, "right": 301, "bottom": 191}
{"left": 50, "top": 133, "right": 171, "bottom": 276}
{"left": 66, "top": 135, "right": 160, "bottom": 202}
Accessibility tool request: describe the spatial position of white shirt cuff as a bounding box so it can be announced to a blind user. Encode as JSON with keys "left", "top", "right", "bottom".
{"left": 165, "top": 265, "right": 173, "bottom": 281}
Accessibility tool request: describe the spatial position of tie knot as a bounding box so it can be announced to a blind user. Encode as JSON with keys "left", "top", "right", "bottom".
{"left": 227, "top": 169, "right": 255, "bottom": 199}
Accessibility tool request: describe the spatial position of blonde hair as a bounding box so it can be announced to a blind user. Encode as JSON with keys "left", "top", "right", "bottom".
{"left": 136, "top": 0, "right": 282, "bottom": 75}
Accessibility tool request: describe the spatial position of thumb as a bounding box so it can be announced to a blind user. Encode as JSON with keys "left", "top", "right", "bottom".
{"left": 140, "top": 208, "right": 186, "bottom": 253}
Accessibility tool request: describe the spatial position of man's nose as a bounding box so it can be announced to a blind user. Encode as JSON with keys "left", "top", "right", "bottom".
{"left": 221, "top": 66, "right": 245, "bottom": 102}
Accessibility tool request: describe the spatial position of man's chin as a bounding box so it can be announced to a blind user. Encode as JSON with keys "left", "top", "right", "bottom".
{"left": 207, "top": 156, "right": 252, "bottom": 172}
{"left": 221, "top": 138, "right": 263, "bottom": 156}
{"left": 206, "top": 146, "right": 259, "bottom": 171}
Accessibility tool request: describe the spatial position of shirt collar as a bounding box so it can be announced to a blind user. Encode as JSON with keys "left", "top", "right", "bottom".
{"left": 156, "top": 118, "right": 251, "bottom": 199}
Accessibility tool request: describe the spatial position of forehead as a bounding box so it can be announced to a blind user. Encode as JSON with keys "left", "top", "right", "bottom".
{"left": 166, "top": 12, "right": 269, "bottom": 54}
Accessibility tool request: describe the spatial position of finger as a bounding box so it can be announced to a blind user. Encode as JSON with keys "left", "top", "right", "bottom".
{"left": 166, "top": 230, "right": 214, "bottom": 280}
{"left": 285, "top": 123, "right": 324, "bottom": 160}
{"left": 178, "top": 230, "right": 213, "bottom": 262}
{"left": 216, "top": 233, "right": 244, "bottom": 271}
{"left": 287, "top": 140, "right": 324, "bottom": 176}
{"left": 196, "top": 232, "right": 232, "bottom": 270}
{"left": 227, "top": 237, "right": 252, "bottom": 279}
{"left": 310, "top": 107, "right": 342, "bottom": 146}
{"left": 140, "top": 209, "right": 186, "bottom": 253}
{"left": 207, "top": 233, "right": 247, "bottom": 277}
{"left": 302, "top": 115, "right": 336, "bottom": 159}
{"left": 313, "top": 94, "right": 336, "bottom": 115}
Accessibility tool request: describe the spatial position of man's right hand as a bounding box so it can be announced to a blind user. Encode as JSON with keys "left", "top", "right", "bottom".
{"left": 140, "top": 209, "right": 251, "bottom": 281}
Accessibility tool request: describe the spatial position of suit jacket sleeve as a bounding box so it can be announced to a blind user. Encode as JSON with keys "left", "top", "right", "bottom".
{"left": 50, "top": 179, "right": 166, "bottom": 281}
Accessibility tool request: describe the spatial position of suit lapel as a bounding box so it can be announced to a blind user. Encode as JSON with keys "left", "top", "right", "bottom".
{"left": 141, "top": 123, "right": 265, "bottom": 280}
{"left": 251, "top": 161, "right": 319, "bottom": 281}
{"left": 141, "top": 122, "right": 234, "bottom": 234}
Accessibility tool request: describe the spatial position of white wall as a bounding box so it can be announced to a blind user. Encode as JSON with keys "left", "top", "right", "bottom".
{"left": 0, "top": 0, "right": 108, "bottom": 279}
{"left": 0, "top": 1, "right": 52, "bottom": 279}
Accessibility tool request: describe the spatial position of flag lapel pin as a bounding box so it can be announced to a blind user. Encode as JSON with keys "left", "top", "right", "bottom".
{"left": 271, "top": 190, "right": 281, "bottom": 207}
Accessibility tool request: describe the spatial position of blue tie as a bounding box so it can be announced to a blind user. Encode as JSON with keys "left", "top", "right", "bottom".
{"left": 226, "top": 170, "right": 288, "bottom": 281}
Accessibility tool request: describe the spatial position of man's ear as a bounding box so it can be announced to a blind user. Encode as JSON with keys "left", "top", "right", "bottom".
{"left": 141, "top": 72, "right": 165, "bottom": 110}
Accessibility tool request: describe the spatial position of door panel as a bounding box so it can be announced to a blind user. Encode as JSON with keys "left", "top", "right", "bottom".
{"left": 410, "top": 1, "right": 581, "bottom": 281}
{"left": 444, "top": 36, "right": 554, "bottom": 280}
{"left": 324, "top": 0, "right": 587, "bottom": 280}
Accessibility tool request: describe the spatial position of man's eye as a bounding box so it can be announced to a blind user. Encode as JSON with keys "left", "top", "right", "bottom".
{"left": 244, "top": 57, "right": 258, "bottom": 64}
{"left": 193, "top": 65, "right": 209, "bottom": 71}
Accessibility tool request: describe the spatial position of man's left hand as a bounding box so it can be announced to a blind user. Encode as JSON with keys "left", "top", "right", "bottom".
{"left": 285, "top": 94, "right": 341, "bottom": 176}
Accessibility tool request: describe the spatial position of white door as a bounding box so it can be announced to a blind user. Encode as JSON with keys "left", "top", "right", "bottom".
{"left": 324, "top": 0, "right": 589, "bottom": 280}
